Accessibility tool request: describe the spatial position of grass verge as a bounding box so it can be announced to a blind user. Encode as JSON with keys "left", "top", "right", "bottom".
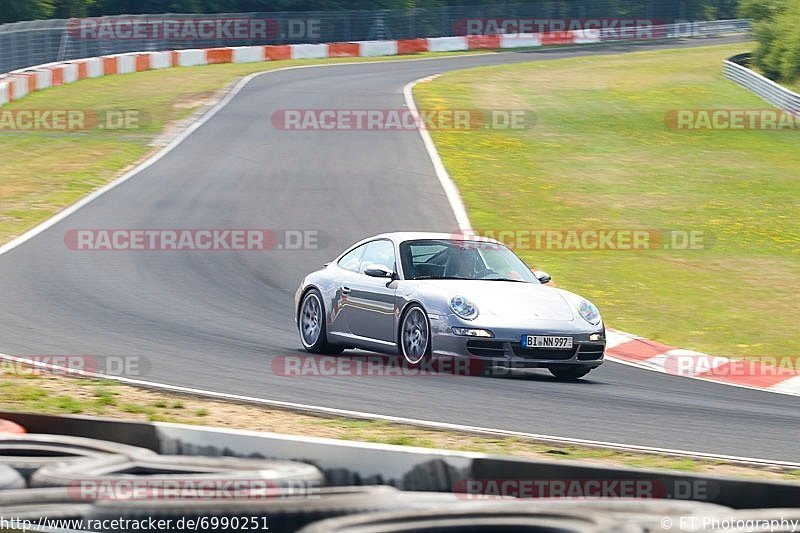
{"left": 1, "top": 365, "right": 797, "bottom": 480}
{"left": 414, "top": 42, "right": 799, "bottom": 359}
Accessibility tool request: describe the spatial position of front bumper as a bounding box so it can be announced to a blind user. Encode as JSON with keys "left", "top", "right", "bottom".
{"left": 429, "top": 316, "right": 605, "bottom": 369}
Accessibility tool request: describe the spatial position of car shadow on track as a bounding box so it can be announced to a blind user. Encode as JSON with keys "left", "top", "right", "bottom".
{"left": 271, "top": 348, "right": 605, "bottom": 385}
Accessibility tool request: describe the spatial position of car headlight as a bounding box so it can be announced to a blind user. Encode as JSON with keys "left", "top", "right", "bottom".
{"left": 577, "top": 299, "right": 601, "bottom": 325}
{"left": 450, "top": 296, "right": 479, "bottom": 321}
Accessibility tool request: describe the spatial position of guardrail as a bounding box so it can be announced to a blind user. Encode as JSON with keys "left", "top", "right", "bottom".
{"left": 724, "top": 53, "right": 800, "bottom": 112}
{"left": 0, "top": 20, "right": 752, "bottom": 111}
{"left": 0, "top": 12, "right": 749, "bottom": 76}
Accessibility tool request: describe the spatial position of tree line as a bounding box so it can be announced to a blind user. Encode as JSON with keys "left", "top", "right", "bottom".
{"left": 740, "top": 0, "right": 800, "bottom": 83}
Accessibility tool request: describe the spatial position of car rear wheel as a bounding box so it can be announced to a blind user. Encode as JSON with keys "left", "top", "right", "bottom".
{"left": 400, "top": 304, "right": 430, "bottom": 366}
{"left": 549, "top": 366, "right": 592, "bottom": 380}
{"left": 299, "top": 289, "right": 344, "bottom": 354}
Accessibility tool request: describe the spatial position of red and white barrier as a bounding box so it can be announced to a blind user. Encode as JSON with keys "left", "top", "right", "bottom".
{"left": 174, "top": 49, "right": 206, "bottom": 67}
{"left": 501, "top": 33, "right": 542, "bottom": 48}
{"left": 427, "top": 36, "right": 468, "bottom": 52}
{"left": 359, "top": 40, "right": 398, "bottom": 57}
{"left": 573, "top": 29, "right": 602, "bottom": 44}
{"left": 148, "top": 51, "right": 173, "bottom": 69}
{"left": 0, "top": 80, "right": 9, "bottom": 106}
{"left": 9, "top": 75, "right": 30, "bottom": 99}
{"left": 34, "top": 69, "right": 53, "bottom": 90}
{"left": 291, "top": 43, "right": 329, "bottom": 60}
{"left": 232, "top": 46, "right": 265, "bottom": 63}
{"left": 0, "top": 30, "right": 614, "bottom": 108}
{"left": 80, "top": 57, "right": 103, "bottom": 78}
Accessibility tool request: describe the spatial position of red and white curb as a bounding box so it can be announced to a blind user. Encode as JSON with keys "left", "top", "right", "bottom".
{"left": 605, "top": 329, "right": 800, "bottom": 396}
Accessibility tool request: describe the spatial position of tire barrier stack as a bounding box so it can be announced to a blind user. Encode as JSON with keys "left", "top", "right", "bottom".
{"left": 0, "top": 432, "right": 795, "bottom": 532}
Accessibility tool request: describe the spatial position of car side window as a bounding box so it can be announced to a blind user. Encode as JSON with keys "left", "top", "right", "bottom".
{"left": 338, "top": 244, "right": 366, "bottom": 272}
{"left": 360, "top": 240, "right": 396, "bottom": 274}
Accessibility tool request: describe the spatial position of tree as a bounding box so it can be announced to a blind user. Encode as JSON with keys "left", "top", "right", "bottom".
{"left": 740, "top": 0, "right": 800, "bottom": 82}
{"left": 0, "top": 0, "right": 54, "bottom": 23}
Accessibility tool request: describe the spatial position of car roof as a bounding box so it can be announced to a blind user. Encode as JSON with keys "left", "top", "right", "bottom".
{"left": 369, "top": 231, "right": 503, "bottom": 245}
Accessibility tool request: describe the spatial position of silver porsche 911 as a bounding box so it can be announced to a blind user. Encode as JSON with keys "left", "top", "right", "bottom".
{"left": 294, "top": 232, "right": 605, "bottom": 379}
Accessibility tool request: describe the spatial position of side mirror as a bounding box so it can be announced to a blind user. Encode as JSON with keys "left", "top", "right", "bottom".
{"left": 533, "top": 270, "right": 551, "bottom": 284}
{"left": 364, "top": 267, "right": 395, "bottom": 279}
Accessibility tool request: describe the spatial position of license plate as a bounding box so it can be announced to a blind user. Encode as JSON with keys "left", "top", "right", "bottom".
{"left": 522, "top": 335, "right": 573, "bottom": 349}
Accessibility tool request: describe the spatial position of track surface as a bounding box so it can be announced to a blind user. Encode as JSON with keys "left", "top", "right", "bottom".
{"left": 2, "top": 36, "right": 798, "bottom": 462}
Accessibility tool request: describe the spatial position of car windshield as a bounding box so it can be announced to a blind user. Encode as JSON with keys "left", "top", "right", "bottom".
{"left": 399, "top": 239, "right": 538, "bottom": 282}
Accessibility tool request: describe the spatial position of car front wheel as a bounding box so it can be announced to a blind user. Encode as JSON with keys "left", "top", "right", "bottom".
{"left": 299, "top": 289, "right": 344, "bottom": 354}
{"left": 399, "top": 304, "right": 430, "bottom": 366}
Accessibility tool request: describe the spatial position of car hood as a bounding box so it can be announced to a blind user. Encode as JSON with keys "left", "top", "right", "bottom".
{"left": 414, "top": 280, "right": 576, "bottom": 322}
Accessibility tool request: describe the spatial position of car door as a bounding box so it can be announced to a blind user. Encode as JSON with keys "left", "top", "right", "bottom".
{"left": 328, "top": 243, "right": 366, "bottom": 337}
{"left": 346, "top": 239, "right": 398, "bottom": 344}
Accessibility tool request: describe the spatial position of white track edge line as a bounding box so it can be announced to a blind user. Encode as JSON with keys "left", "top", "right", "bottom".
{"left": 403, "top": 76, "right": 472, "bottom": 232}
{"left": 0, "top": 352, "right": 796, "bottom": 469}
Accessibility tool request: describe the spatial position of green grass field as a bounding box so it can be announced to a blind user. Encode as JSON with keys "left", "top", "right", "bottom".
{"left": 414, "top": 42, "right": 799, "bottom": 358}
{"left": 0, "top": 51, "right": 485, "bottom": 245}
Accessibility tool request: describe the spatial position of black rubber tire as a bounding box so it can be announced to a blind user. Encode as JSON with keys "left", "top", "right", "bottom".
{"left": 299, "top": 289, "right": 345, "bottom": 354}
{"left": 31, "top": 454, "right": 324, "bottom": 491}
{"left": 548, "top": 366, "right": 592, "bottom": 380}
{"left": 297, "top": 504, "right": 621, "bottom": 532}
{"left": 0, "top": 434, "right": 156, "bottom": 480}
{"left": 0, "top": 464, "right": 25, "bottom": 490}
{"left": 398, "top": 304, "right": 431, "bottom": 367}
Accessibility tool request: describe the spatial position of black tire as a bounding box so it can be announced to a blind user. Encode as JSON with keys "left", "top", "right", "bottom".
{"left": 299, "top": 289, "right": 345, "bottom": 354}
{"left": 0, "top": 434, "right": 156, "bottom": 480}
{"left": 398, "top": 304, "right": 431, "bottom": 366}
{"left": 298, "top": 504, "right": 620, "bottom": 532}
{"left": 31, "top": 454, "right": 324, "bottom": 492}
{"left": 0, "top": 464, "right": 25, "bottom": 490}
{"left": 549, "top": 366, "right": 592, "bottom": 380}
{"left": 298, "top": 498, "right": 735, "bottom": 533}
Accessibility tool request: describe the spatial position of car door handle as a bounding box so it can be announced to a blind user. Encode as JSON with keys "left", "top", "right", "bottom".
{"left": 342, "top": 286, "right": 351, "bottom": 294}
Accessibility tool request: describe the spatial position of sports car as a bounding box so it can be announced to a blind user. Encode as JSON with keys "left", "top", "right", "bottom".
{"left": 295, "top": 232, "right": 605, "bottom": 379}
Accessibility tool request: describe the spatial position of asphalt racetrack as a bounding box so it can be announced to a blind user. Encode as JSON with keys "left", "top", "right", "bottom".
{"left": 1, "top": 35, "right": 798, "bottom": 462}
